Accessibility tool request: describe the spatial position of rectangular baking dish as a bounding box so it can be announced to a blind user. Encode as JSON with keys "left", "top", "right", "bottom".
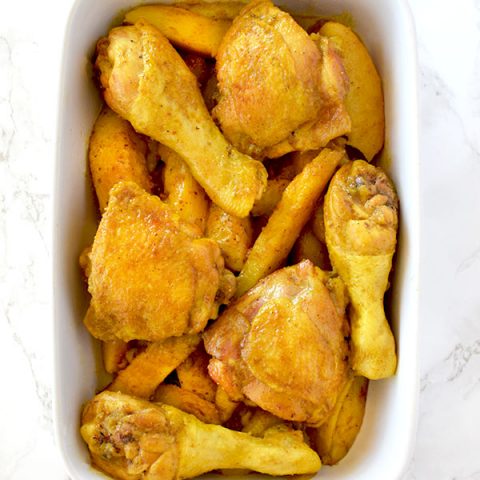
{"left": 53, "top": 0, "right": 419, "bottom": 479}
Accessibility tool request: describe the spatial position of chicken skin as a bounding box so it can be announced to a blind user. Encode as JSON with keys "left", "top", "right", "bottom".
{"left": 81, "top": 391, "right": 321, "bottom": 480}
{"left": 204, "top": 260, "right": 350, "bottom": 426}
{"left": 95, "top": 21, "right": 266, "bottom": 217}
{"left": 324, "top": 160, "right": 399, "bottom": 379}
{"left": 214, "top": 0, "right": 350, "bottom": 158}
{"left": 85, "top": 181, "right": 235, "bottom": 342}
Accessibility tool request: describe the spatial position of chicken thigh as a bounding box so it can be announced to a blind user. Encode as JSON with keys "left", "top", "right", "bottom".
{"left": 85, "top": 181, "right": 234, "bottom": 342}
{"left": 214, "top": 0, "right": 350, "bottom": 158}
{"left": 204, "top": 260, "right": 350, "bottom": 426}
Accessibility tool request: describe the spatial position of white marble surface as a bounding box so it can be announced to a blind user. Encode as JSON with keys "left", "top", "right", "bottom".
{"left": 1, "top": 0, "right": 480, "bottom": 478}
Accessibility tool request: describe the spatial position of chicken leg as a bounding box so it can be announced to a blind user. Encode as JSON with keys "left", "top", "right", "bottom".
{"left": 95, "top": 21, "right": 267, "bottom": 217}
{"left": 324, "top": 160, "right": 398, "bottom": 379}
{"left": 81, "top": 391, "right": 321, "bottom": 480}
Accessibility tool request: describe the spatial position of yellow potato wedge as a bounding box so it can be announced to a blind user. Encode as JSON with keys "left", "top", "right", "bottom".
{"left": 293, "top": 197, "right": 332, "bottom": 270}
{"left": 160, "top": 144, "right": 210, "bottom": 234}
{"left": 88, "top": 106, "right": 151, "bottom": 212}
{"left": 318, "top": 22, "right": 385, "bottom": 161}
{"left": 108, "top": 335, "right": 200, "bottom": 398}
{"left": 124, "top": 5, "right": 231, "bottom": 56}
{"left": 295, "top": 12, "right": 354, "bottom": 32}
{"left": 102, "top": 339, "right": 129, "bottom": 374}
{"left": 79, "top": 245, "right": 92, "bottom": 281}
{"left": 176, "top": 345, "right": 217, "bottom": 402}
{"left": 175, "top": 2, "right": 245, "bottom": 20}
{"left": 206, "top": 203, "right": 253, "bottom": 271}
{"left": 215, "top": 386, "right": 239, "bottom": 423}
{"left": 236, "top": 148, "right": 344, "bottom": 296}
{"left": 290, "top": 149, "right": 320, "bottom": 175}
{"left": 291, "top": 225, "right": 331, "bottom": 271}
{"left": 242, "top": 408, "right": 285, "bottom": 437}
{"left": 311, "top": 199, "right": 327, "bottom": 243}
{"left": 153, "top": 384, "right": 222, "bottom": 424}
{"left": 251, "top": 156, "right": 299, "bottom": 217}
{"left": 251, "top": 177, "right": 290, "bottom": 217}
{"left": 310, "top": 376, "right": 368, "bottom": 465}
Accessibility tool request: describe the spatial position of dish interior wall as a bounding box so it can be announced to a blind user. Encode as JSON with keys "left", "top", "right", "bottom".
{"left": 54, "top": 1, "right": 418, "bottom": 478}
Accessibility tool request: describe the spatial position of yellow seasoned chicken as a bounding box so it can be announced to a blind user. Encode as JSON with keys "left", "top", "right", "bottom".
{"left": 81, "top": 391, "right": 321, "bottom": 479}
{"left": 204, "top": 260, "right": 350, "bottom": 426}
{"left": 214, "top": 0, "right": 350, "bottom": 158}
{"left": 95, "top": 21, "right": 266, "bottom": 217}
{"left": 85, "top": 181, "right": 235, "bottom": 342}
{"left": 324, "top": 160, "right": 398, "bottom": 379}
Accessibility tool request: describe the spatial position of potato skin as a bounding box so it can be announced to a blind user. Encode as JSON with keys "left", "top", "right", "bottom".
{"left": 160, "top": 144, "right": 210, "bottom": 234}
{"left": 88, "top": 106, "right": 151, "bottom": 212}
{"left": 318, "top": 22, "right": 385, "bottom": 161}
{"left": 124, "top": 5, "right": 231, "bottom": 56}
{"left": 236, "top": 148, "right": 343, "bottom": 297}
{"left": 291, "top": 225, "right": 331, "bottom": 271}
{"left": 108, "top": 334, "right": 200, "bottom": 398}
{"left": 175, "top": 2, "right": 245, "bottom": 21}
{"left": 309, "top": 376, "right": 368, "bottom": 465}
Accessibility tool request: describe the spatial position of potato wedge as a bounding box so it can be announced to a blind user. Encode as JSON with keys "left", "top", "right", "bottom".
{"left": 175, "top": 2, "right": 245, "bottom": 21}
{"left": 176, "top": 345, "right": 217, "bottom": 402}
{"left": 88, "top": 106, "right": 151, "bottom": 212}
{"left": 251, "top": 177, "right": 290, "bottom": 217}
{"left": 311, "top": 199, "right": 326, "bottom": 243}
{"left": 241, "top": 408, "right": 285, "bottom": 437}
{"left": 79, "top": 245, "right": 92, "bottom": 281}
{"left": 124, "top": 5, "right": 231, "bottom": 56}
{"left": 108, "top": 335, "right": 200, "bottom": 398}
{"left": 291, "top": 225, "right": 330, "bottom": 270}
{"left": 102, "top": 339, "right": 128, "bottom": 374}
{"left": 236, "top": 148, "right": 344, "bottom": 296}
{"left": 294, "top": 200, "right": 331, "bottom": 270}
{"left": 206, "top": 204, "right": 253, "bottom": 272}
{"left": 318, "top": 22, "right": 384, "bottom": 161}
{"left": 290, "top": 149, "right": 320, "bottom": 175}
{"left": 153, "top": 384, "right": 222, "bottom": 424}
{"left": 251, "top": 156, "right": 299, "bottom": 217}
{"left": 160, "top": 144, "right": 210, "bottom": 234}
{"left": 215, "top": 386, "right": 239, "bottom": 423}
{"left": 309, "top": 376, "right": 368, "bottom": 465}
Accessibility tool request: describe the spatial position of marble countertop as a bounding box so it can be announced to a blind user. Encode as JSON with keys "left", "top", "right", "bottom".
{"left": 1, "top": 0, "right": 479, "bottom": 478}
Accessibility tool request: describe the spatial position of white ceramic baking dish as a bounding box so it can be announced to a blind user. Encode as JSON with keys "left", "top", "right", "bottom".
{"left": 53, "top": 0, "right": 419, "bottom": 478}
